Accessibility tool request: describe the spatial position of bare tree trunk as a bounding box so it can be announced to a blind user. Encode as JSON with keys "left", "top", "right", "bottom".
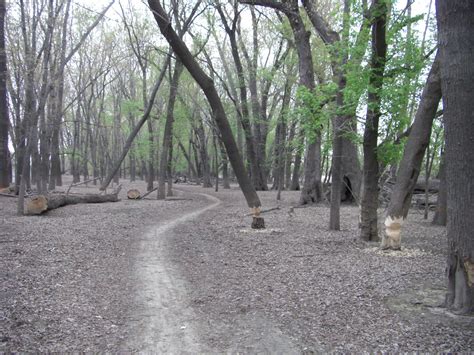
{"left": 360, "top": 0, "right": 388, "bottom": 242}
{"left": 0, "top": 0, "right": 8, "bottom": 188}
{"left": 436, "top": 0, "right": 474, "bottom": 314}
{"left": 382, "top": 55, "right": 441, "bottom": 249}
{"left": 157, "top": 60, "right": 183, "bottom": 199}
{"left": 195, "top": 121, "right": 212, "bottom": 188}
{"left": 219, "top": 139, "right": 230, "bottom": 189}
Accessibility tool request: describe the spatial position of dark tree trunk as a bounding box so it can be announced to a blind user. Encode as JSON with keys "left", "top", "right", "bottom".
{"left": 436, "top": 0, "right": 474, "bottom": 314}
{"left": 195, "top": 122, "right": 212, "bottom": 188}
{"left": 291, "top": 128, "right": 304, "bottom": 191}
{"left": 382, "top": 54, "right": 441, "bottom": 249}
{"left": 286, "top": 9, "right": 322, "bottom": 204}
{"left": 219, "top": 139, "right": 230, "bottom": 189}
{"left": 360, "top": 0, "right": 388, "bottom": 241}
{"left": 432, "top": 150, "right": 446, "bottom": 226}
{"left": 157, "top": 60, "right": 183, "bottom": 199}
{"left": 0, "top": 0, "right": 9, "bottom": 188}
{"left": 148, "top": 0, "right": 261, "bottom": 209}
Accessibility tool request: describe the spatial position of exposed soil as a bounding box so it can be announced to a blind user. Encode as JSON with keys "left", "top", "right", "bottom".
{"left": 1, "top": 177, "right": 473, "bottom": 352}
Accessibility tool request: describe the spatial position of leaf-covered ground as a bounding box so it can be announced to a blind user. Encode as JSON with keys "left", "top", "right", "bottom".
{"left": 1, "top": 178, "right": 473, "bottom": 352}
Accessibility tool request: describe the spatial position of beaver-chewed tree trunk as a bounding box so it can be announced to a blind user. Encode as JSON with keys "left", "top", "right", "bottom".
{"left": 382, "top": 54, "right": 441, "bottom": 250}
{"left": 26, "top": 191, "right": 120, "bottom": 215}
{"left": 437, "top": 0, "right": 474, "bottom": 314}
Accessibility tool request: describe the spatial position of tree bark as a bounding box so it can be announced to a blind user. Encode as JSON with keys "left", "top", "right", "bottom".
{"left": 157, "top": 60, "right": 183, "bottom": 199}
{"left": 0, "top": 0, "right": 9, "bottom": 188}
{"left": 436, "top": 0, "right": 474, "bottom": 314}
{"left": 382, "top": 54, "right": 441, "bottom": 249}
{"left": 360, "top": 0, "right": 388, "bottom": 242}
{"left": 432, "top": 150, "right": 446, "bottom": 226}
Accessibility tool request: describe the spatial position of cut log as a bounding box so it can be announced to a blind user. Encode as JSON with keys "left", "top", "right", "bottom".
{"left": 127, "top": 189, "right": 141, "bottom": 199}
{"left": 26, "top": 192, "right": 120, "bottom": 215}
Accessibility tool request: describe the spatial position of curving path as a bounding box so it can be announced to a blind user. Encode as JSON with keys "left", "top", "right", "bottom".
{"left": 125, "top": 190, "right": 221, "bottom": 353}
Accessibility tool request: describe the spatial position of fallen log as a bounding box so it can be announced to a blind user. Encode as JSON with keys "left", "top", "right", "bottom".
{"left": 26, "top": 191, "right": 120, "bottom": 215}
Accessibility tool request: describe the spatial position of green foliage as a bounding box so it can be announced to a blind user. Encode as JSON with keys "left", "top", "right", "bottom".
{"left": 377, "top": 138, "right": 406, "bottom": 166}
{"left": 295, "top": 84, "right": 335, "bottom": 143}
{"left": 122, "top": 99, "right": 143, "bottom": 117}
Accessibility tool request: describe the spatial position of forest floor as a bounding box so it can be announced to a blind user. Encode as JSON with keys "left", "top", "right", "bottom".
{"left": 1, "top": 176, "right": 473, "bottom": 352}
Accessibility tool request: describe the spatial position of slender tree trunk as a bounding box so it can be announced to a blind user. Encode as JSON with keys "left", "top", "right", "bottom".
{"left": 285, "top": 119, "right": 296, "bottom": 189}
{"left": 360, "top": 0, "right": 388, "bottom": 241}
{"left": 382, "top": 55, "right": 441, "bottom": 249}
{"left": 157, "top": 60, "right": 183, "bottom": 199}
{"left": 0, "top": 0, "right": 9, "bottom": 188}
{"left": 436, "top": 0, "right": 474, "bottom": 314}
{"left": 195, "top": 122, "right": 212, "bottom": 188}
{"left": 219, "top": 139, "right": 230, "bottom": 189}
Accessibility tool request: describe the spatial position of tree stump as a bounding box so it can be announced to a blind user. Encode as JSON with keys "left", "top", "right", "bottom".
{"left": 250, "top": 207, "right": 265, "bottom": 229}
{"left": 251, "top": 216, "right": 265, "bottom": 229}
{"left": 127, "top": 189, "right": 141, "bottom": 199}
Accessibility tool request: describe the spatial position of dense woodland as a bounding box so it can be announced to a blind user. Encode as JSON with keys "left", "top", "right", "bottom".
{"left": 0, "top": 0, "right": 472, "bottom": 314}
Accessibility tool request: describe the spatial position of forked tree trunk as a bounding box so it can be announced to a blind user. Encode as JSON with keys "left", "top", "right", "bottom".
{"left": 436, "top": 0, "right": 474, "bottom": 314}
{"left": 382, "top": 54, "right": 441, "bottom": 249}
{"left": 148, "top": 0, "right": 261, "bottom": 210}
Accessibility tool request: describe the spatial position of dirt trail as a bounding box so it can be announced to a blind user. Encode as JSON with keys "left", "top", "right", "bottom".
{"left": 125, "top": 189, "right": 300, "bottom": 353}
{"left": 125, "top": 191, "right": 221, "bottom": 352}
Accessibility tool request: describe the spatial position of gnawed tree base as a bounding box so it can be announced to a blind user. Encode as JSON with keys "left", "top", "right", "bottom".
{"left": 250, "top": 207, "right": 265, "bottom": 230}
{"left": 381, "top": 215, "right": 403, "bottom": 250}
{"left": 26, "top": 192, "right": 120, "bottom": 215}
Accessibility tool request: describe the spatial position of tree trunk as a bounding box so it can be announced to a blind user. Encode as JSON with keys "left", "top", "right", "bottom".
{"left": 195, "top": 122, "right": 212, "bottom": 188}
{"left": 157, "top": 60, "right": 183, "bottom": 199}
{"left": 436, "top": 0, "right": 474, "bottom": 314}
{"left": 382, "top": 54, "right": 441, "bottom": 249}
{"left": 360, "top": 0, "right": 388, "bottom": 242}
{"left": 148, "top": 0, "right": 261, "bottom": 210}
{"left": 432, "top": 150, "right": 446, "bottom": 226}
{"left": 286, "top": 9, "right": 322, "bottom": 205}
{"left": 0, "top": 0, "right": 9, "bottom": 188}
